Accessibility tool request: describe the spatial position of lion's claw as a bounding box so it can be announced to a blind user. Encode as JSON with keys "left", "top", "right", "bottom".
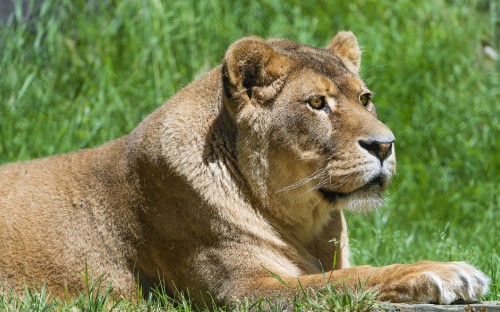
{"left": 377, "top": 261, "right": 490, "bottom": 304}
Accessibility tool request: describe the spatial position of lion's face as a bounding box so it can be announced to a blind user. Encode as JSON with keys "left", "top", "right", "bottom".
{"left": 223, "top": 32, "right": 396, "bottom": 233}
{"left": 266, "top": 66, "right": 395, "bottom": 213}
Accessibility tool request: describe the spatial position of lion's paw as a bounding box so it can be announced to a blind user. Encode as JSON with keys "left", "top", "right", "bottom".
{"left": 378, "top": 261, "right": 490, "bottom": 304}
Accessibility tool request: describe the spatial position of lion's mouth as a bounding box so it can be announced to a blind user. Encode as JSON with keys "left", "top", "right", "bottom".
{"left": 318, "top": 175, "right": 384, "bottom": 203}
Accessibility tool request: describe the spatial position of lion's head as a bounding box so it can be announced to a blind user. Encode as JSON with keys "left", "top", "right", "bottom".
{"left": 222, "top": 32, "right": 396, "bottom": 238}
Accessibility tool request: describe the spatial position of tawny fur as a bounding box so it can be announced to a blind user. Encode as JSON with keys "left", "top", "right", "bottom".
{"left": 0, "top": 32, "right": 489, "bottom": 306}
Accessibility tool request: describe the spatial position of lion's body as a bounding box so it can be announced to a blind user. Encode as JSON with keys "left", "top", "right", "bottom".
{"left": 0, "top": 138, "right": 138, "bottom": 293}
{"left": 0, "top": 66, "right": 341, "bottom": 300}
{"left": 0, "top": 33, "right": 489, "bottom": 305}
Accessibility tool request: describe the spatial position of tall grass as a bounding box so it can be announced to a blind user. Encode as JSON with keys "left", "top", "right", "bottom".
{"left": 0, "top": 0, "right": 498, "bottom": 309}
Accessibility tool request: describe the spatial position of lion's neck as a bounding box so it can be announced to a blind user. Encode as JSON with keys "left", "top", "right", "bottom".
{"left": 267, "top": 192, "right": 333, "bottom": 244}
{"left": 126, "top": 68, "right": 283, "bottom": 244}
{"left": 235, "top": 117, "right": 333, "bottom": 244}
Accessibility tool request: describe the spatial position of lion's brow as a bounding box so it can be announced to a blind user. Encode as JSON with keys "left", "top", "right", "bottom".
{"left": 287, "top": 50, "right": 359, "bottom": 97}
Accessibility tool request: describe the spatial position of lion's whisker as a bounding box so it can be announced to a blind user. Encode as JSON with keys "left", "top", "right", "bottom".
{"left": 275, "top": 167, "right": 327, "bottom": 193}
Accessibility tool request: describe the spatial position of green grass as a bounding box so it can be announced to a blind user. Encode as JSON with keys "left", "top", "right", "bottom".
{"left": 0, "top": 0, "right": 499, "bottom": 310}
{"left": 0, "top": 273, "right": 384, "bottom": 311}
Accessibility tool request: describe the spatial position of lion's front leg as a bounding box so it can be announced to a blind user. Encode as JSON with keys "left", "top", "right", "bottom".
{"left": 369, "top": 261, "right": 490, "bottom": 304}
{"left": 232, "top": 261, "right": 489, "bottom": 305}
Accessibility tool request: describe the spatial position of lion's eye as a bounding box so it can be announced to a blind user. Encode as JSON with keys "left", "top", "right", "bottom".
{"left": 359, "top": 93, "right": 371, "bottom": 107}
{"left": 308, "top": 97, "right": 326, "bottom": 110}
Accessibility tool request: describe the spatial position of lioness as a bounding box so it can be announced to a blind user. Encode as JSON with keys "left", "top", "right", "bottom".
{"left": 0, "top": 32, "right": 489, "bottom": 306}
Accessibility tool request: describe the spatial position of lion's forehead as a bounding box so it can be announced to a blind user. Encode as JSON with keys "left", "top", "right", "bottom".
{"left": 285, "top": 69, "right": 365, "bottom": 100}
{"left": 268, "top": 39, "right": 351, "bottom": 72}
{"left": 267, "top": 39, "right": 366, "bottom": 96}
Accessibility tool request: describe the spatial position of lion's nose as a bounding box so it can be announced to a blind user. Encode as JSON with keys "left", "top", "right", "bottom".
{"left": 358, "top": 139, "right": 394, "bottom": 163}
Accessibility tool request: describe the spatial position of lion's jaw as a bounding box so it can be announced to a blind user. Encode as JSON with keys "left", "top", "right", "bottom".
{"left": 235, "top": 154, "right": 395, "bottom": 244}
{"left": 318, "top": 158, "right": 396, "bottom": 213}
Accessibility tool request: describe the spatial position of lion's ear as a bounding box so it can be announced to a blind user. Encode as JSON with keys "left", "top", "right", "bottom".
{"left": 326, "top": 31, "right": 361, "bottom": 73}
{"left": 222, "top": 37, "right": 289, "bottom": 105}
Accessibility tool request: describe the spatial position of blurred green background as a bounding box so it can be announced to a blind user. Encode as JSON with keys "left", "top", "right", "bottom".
{"left": 0, "top": 0, "right": 498, "bottom": 300}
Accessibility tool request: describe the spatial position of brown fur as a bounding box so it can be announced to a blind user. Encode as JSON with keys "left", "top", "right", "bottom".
{"left": 0, "top": 32, "right": 489, "bottom": 306}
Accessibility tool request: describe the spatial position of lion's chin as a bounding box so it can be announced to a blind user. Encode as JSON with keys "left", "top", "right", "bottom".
{"left": 336, "top": 190, "right": 385, "bottom": 213}
{"left": 318, "top": 176, "right": 387, "bottom": 213}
